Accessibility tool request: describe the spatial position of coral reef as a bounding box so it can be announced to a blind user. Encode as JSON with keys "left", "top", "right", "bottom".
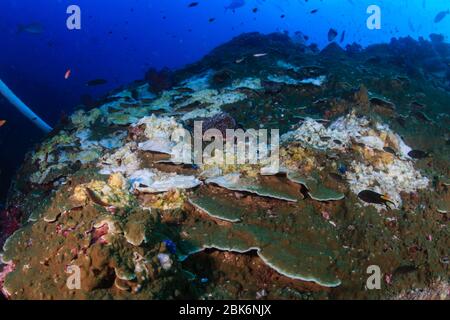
{"left": 1, "top": 33, "right": 449, "bottom": 300}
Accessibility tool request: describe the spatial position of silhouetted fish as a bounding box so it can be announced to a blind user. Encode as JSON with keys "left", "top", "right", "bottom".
{"left": 328, "top": 28, "right": 338, "bottom": 42}
{"left": 340, "top": 30, "right": 346, "bottom": 43}
{"left": 358, "top": 190, "right": 395, "bottom": 207}
{"left": 393, "top": 265, "right": 417, "bottom": 277}
{"left": 188, "top": 2, "right": 199, "bottom": 8}
{"left": 87, "top": 79, "right": 108, "bottom": 87}
{"left": 408, "top": 150, "right": 429, "bottom": 159}
{"left": 225, "top": 0, "right": 245, "bottom": 11}
{"left": 434, "top": 10, "right": 449, "bottom": 23}
{"left": 18, "top": 22, "right": 44, "bottom": 34}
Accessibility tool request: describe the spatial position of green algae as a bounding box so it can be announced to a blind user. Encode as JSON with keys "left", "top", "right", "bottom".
{"left": 178, "top": 194, "right": 342, "bottom": 287}
{"left": 286, "top": 171, "right": 345, "bottom": 201}
{"left": 206, "top": 173, "right": 301, "bottom": 202}
{"left": 188, "top": 195, "right": 243, "bottom": 222}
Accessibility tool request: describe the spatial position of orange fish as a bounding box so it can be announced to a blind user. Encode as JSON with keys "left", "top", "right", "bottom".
{"left": 64, "top": 69, "right": 71, "bottom": 80}
{"left": 0, "top": 120, "right": 6, "bottom": 127}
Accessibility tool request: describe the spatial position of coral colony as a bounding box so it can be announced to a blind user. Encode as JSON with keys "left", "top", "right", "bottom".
{"left": 0, "top": 32, "right": 449, "bottom": 300}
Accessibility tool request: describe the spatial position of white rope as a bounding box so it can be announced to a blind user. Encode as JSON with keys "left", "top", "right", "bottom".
{"left": 0, "top": 79, "right": 52, "bottom": 133}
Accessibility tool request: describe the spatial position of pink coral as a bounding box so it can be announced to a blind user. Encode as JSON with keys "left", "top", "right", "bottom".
{"left": 0, "top": 206, "right": 22, "bottom": 249}
{"left": 0, "top": 262, "right": 15, "bottom": 299}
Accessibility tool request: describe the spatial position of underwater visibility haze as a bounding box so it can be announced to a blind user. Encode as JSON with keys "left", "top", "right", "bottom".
{"left": 0, "top": 0, "right": 449, "bottom": 301}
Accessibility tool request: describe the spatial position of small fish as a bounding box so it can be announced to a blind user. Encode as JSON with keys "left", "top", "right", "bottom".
{"left": 310, "top": 9, "right": 318, "bottom": 14}
{"left": 18, "top": 22, "right": 44, "bottom": 34}
{"left": 252, "top": 8, "right": 258, "bottom": 13}
{"left": 163, "top": 239, "right": 177, "bottom": 254}
{"left": 408, "top": 150, "right": 429, "bottom": 159}
{"left": 86, "top": 79, "right": 108, "bottom": 86}
{"left": 338, "top": 164, "right": 347, "bottom": 175}
{"left": 225, "top": 0, "right": 246, "bottom": 11}
{"left": 434, "top": 10, "right": 449, "bottom": 23}
{"left": 0, "top": 120, "right": 6, "bottom": 127}
{"left": 188, "top": 2, "right": 199, "bottom": 7}
{"left": 340, "top": 30, "right": 346, "bottom": 43}
{"left": 208, "top": 18, "right": 216, "bottom": 23}
{"left": 235, "top": 57, "right": 246, "bottom": 64}
{"left": 64, "top": 69, "right": 71, "bottom": 80}
{"left": 328, "top": 28, "right": 338, "bottom": 42}
{"left": 253, "top": 53, "right": 268, "bottom": 57}
{"left": 393, "top": 265, "right": 417, "bottom": 277}
{"left": 358, "top": 190, "right": 395, "bottom": 208}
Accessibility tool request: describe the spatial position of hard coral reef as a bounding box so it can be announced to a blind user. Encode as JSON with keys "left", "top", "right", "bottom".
{"left": 1, "top": 32, "right": 449, "bottom": 300}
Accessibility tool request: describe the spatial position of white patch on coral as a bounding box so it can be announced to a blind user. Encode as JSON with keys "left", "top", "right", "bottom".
{"left": 98, "top": 132, "right": 127, "bottom": 150}
{"left": 135, "top": 84, "right": 157, "bottom": 100}
{"left": 346, "top": 159, "right": 429, "bottom": 210}
{"left": 110, "top": 89, "right": 134, "bottom": 100}
{"left": 129, "top": 169, "right": 201, "bottom": 193}
{"left": 99, "top": 143, "right": 141, "bottom": 176}
{"left": 157, "top": 253, "right": 172, "bottom": 270}
{"left": 227, "top": 77, "right": 263, "bottom": 90}
{"left": 276, "top": 60, "right": 301, "bottom": 72}
{"left": 178, "top": 89, "right": 247, "bottom": 121}
{"left": 179, "top": 70, "right": 213, "bottom": 91}
{"left": 282, "top": 112, "right": 411, "bottom": 155}
{"left": 133, "top": 115, "right": 185, "bottom": 155}
{"left": 282, "top": 112, "right": 429, "bottom": 209}
{"left": 267, "top": 75, "right": 326, "bottom": 86}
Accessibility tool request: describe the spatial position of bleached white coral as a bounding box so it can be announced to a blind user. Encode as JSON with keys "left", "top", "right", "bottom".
{"left": 276, "top": 60, "right": 301, "bottom": 72}
{"left": 133, "top": 115, "right": 185, "bottom": 155}
{"left": 346, "top": 159, "right": 429, "bottom": 210}
{"left": 282, "top": 112, "right": 412, "bottom": 157}
{"left": 99, "top": 142, "right": 141, "bottom": 176}
{"left": 227, "top": 77, "right": 263, "bottom": 90}
{"left": 179, "top": 70, "right": 213, "bottom": 91}
{"left": 129, "top": 169, "right": 201, "bottom": 193}
{"left": 178, "top": 89, "right": 247, "bottom": 121}
{"left": 267, "top": 75, "right": 326, "bottom": 86}
{"left": 282, "top": 112, "right": 429, "bottom": 209}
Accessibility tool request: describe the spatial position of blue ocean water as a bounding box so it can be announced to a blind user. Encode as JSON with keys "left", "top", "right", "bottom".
{"left": 0, "top": 0, "right": 449, "bottom": 201}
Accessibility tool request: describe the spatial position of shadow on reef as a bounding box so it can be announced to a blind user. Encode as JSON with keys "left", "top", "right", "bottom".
{"left": 0, "top": 32, "right": 449, "bottom": 300}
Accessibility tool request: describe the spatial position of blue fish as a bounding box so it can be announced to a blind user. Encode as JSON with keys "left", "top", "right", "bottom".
{"left": 163, "top": 239, "right": 177, "bottom": 254}
{"left": 338, "top": 164, "right": 347, "bottom": 175}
